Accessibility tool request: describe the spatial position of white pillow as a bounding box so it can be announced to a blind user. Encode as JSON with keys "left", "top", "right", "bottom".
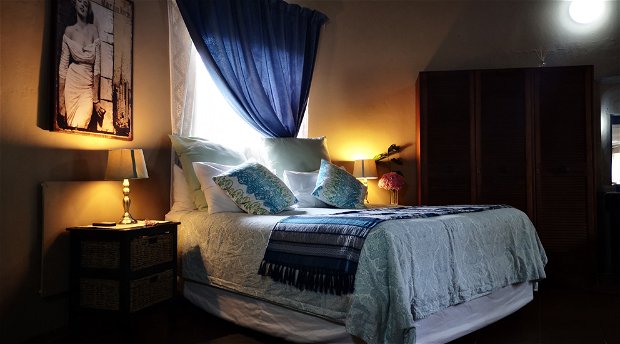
{"left": 170, "top": 135, "right": 246, "bottom": 210}
{"left": 262, "top": 137, "right": 331, "bottom": 178}
{"left": 171, "top": 165, "right": 196, "bottom": 212}
{"left": 283, "top": 170, "right": 329, "bottom": 208}
{"left": 192, "top": 162, "right": 243, "bottom": 214}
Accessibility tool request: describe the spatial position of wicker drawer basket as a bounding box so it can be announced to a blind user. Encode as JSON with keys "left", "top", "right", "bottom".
{"left": 130, "top": 269, "right": 174, "bottom": 312}
{"left": 130, "top": 232, "right": 173, "bottom": 271}
{"left": 80, "top": 241, "right": 120, "bottom": 269}
{"left": 79, "top": 232, "right": 173, "bottom": 271}
{"left": 79, "top": 269, "right": 173, "bottom": 312}
{"left": 79, "top": 278, "right": 120, "bottom": 311}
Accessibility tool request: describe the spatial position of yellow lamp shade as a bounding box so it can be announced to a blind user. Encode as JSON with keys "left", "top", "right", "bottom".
{"left": 352, "top": 159, "right": 378, "bottom": 179}
{"left": 105, "top": 149, "right": 149, "bottom": 180}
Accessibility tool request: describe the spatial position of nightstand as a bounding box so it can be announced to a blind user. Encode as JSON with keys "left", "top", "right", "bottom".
{"left": 66, "top": 221, "right": 179, "bottom": 314}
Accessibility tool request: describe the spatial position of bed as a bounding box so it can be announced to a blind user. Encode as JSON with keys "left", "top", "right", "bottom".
{"left": 166, "top": 135, "right": 547, "bottom": 344}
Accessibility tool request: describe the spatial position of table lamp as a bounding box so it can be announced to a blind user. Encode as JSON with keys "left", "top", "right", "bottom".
{"left": 105, "top": 148, "right": 149, "bottom": 224}
{"left": 353, "top": 159, "right": 378, "bottom": 203}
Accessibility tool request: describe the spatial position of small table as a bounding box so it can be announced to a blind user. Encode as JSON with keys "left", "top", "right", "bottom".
{"left": 67, "top": 221, "right": 179, "bottom": 314}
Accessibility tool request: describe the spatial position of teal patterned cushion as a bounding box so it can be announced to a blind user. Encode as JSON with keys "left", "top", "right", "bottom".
{"left": 312, "top": 159, "right": 366, "bottom": 209}
{"left": 213, "top": 162, "right": 297, "bottom": 215}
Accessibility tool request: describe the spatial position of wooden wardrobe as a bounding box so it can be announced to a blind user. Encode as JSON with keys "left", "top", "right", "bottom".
{"left": 416, "top": 66, "right": 596, "bottom": 282}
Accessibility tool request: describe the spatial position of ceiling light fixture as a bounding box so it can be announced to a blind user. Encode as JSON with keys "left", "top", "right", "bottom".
{"left": 569, "top": 0, "right": 605, "bottom": 24}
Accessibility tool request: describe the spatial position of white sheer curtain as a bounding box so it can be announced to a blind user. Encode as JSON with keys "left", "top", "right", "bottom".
{"left": 167, "top": 0, "right": 307, "bottom": 150}
{"left": 168, "top": 0, "right": 195, "bottom": 137}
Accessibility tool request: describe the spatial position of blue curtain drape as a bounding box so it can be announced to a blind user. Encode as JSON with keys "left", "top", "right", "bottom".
{"left": 176, "top": 0, "right": 328, "bottom": 138}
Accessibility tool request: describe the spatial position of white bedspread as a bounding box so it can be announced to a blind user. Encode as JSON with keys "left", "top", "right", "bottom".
{"left": 178, "top": 208, "right": 353, "bottom": 321}
{"left": 175, "top": 206, "right": 547, "bottom": 344}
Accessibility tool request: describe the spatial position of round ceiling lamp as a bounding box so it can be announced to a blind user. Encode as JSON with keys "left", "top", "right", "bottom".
{"left": 569, "top": 0, "right": 605, "bottom": 24}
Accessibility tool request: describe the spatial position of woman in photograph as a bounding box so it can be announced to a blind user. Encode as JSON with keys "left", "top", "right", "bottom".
{"left": 58, "top": 0, "right": 105, "bottom": 129}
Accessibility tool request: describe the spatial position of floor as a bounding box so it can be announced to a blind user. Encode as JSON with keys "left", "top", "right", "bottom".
{"left": 451, "top": 283, "right": 620, "bottom": 344}
{"left": 26, "top": 282, "right": 620, "bottom": 344}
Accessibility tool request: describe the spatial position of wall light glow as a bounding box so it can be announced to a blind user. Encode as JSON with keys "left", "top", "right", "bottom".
{"left": 569, "top": 0, "right": 605, "bottom": 24}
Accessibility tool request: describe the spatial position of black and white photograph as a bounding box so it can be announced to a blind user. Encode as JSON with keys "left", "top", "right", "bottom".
{"left": 53, "top": 0, "right": 133, "bottom": 140}
{"left": 3, "top": 0, "right": 620, "bottom": 343}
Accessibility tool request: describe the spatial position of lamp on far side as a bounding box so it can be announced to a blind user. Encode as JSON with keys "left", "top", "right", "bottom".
{"left": 105, "top": 149, "right": 149, "bottom": 224}
{"left": 353, "top": 159, "right": 378, "bottom": 203}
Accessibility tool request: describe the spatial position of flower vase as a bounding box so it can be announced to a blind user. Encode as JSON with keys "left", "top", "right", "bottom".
{"left": 389, "top": 190, "right": 399, "bottom": 205}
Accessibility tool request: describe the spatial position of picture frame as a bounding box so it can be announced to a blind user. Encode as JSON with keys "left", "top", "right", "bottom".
{"left": 52, "top": 0, "right": 134, "bottom": 140}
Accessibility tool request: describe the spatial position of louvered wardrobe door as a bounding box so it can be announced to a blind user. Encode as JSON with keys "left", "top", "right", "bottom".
{"left": 418, "top": 71, "right": 474, "bottom": 205}
{"left": 534, "top": 66, "right": 595, "bottom": 255}
{"left": 476, "top": 69, "right": 532, "bottom": 216}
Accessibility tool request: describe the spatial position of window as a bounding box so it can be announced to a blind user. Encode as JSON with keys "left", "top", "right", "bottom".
{"left": 190, "top": 45, "right": 307, "bottom": 152}
{"left": 190, "top": 46, "right": 262, "bottom": 152}
{"left": 613, "top": 153, "right": 620, "bottom": 184}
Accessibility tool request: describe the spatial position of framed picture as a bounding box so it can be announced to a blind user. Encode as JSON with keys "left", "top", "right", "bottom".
{"left": 52, "top": 0, "right": 134, "bottom": 140}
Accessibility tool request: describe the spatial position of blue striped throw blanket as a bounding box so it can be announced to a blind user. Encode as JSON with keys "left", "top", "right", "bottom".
{"left": 258, "top": 205, "right": 509, "bottom": 295}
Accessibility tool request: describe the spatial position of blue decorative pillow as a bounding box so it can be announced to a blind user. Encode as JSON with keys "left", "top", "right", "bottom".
{"left": 212, "top": 162, "right": 297, "bottom": 215}
{"left": 312, "top": 159, "right": 366, "bottom": 209}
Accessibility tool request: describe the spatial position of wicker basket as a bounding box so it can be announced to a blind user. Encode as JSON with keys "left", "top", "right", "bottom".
{"left": 130, "top": 232, "right": 173, "bottom": 271}
{"left": 79, "top": 278, "right": 120, "bottom": 311}
{"left": 79, "top": 232, "right": 172, "bottom": 271}
{"left": 80, "top": 241, "right": 120, "bottom": 269}
{"left": 130, "top": 269, "right": 173, "bottom": 312}
{"left": 78, "top": 269, "right": 173, "bottom": 312}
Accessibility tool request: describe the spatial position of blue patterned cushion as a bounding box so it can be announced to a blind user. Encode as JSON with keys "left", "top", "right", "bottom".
{"left": 212, "top": 162, "right": 297, "bottom": 215}
{"left": 312, "top": 159, "right": 366, "bottom": 209}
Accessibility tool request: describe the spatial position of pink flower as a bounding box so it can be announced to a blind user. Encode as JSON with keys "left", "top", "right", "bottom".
{"left": 378, "top": 172, "right": 406, "bottom": 191}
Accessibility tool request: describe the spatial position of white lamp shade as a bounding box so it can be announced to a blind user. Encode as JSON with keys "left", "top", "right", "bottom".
{"left": 105, "top": 149, "right": 149, "bottom": 180}
{"left": 353, "top": 159, "right": 378, "bottom": 179}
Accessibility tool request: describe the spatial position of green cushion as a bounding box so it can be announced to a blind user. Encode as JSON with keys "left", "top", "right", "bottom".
{"left": 262, "top": 137, "right": 330, "bottom": 178}
{"left": 169, "top": 135, "right": 246, "bottom": 210}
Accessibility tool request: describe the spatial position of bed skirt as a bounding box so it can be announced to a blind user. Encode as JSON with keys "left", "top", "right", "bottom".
{"left": 182, "top": 279, "right": 534, "bottom": 344}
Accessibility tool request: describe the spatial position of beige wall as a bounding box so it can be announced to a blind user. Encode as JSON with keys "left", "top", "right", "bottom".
{"left": 298, "top": 0, "right": 620, "bottom": 205}
{"left": 1, "top": 0, "right": 619, "bottom": 342}
{"left": 0, "top": 0, "right": 171, "bottom": 342}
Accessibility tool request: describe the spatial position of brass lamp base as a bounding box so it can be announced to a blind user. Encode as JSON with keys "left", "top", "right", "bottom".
{"left": 118, "top": 178, "right": 138, "bottom": 224}
{"left": 359, "top": 178, "right": 370, "bottom": 203}
{"left": 119, "top": 213, "right": 138, "bottom": 224}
